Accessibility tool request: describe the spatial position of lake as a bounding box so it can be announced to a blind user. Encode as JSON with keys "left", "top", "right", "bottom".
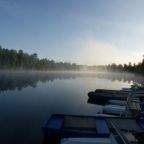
{"left": 0, "top": 71, "right": 144, "bottom": 144}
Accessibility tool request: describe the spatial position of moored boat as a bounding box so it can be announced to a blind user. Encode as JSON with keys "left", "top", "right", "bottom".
{"left": 88, "top": 90, "right": 144, "bottom": 101}
{"left": 102, "top": 104, "right": 128, "bottom": 116}
{"left": 88, "top": 97, "right": 127, "bottom": 106}
{"left": 42, "top": 113, "right": 144, "bottom": 144}
{"left": 88, "top": 95, "right": 141, "bottom": 117}
{"left": 60, "top": 135, "right": 122, "bottom": 144}
{"left": 88, "top": 91, "right": 128, "bottom": 100}
{"left": 95, "top": 85, "right": 144, "bottom": 96}
{"left": 42, "top": 114, "right": 110, "bottom": 139}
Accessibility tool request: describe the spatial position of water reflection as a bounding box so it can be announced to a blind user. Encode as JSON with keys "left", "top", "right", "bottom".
{"left": 0, "top": 71, "right": 143, "bottom": 144}
{"left": 0, "top": 71, "right": 144, "bottom": 92}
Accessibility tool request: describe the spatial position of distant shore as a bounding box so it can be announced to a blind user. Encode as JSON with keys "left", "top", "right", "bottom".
{"left": 0, "top": 45, "right": 144, "bottom": 74}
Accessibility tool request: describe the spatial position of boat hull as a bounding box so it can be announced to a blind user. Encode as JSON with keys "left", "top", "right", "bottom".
{"left": 88, "top": 91, "right": 128, "bottom": 100}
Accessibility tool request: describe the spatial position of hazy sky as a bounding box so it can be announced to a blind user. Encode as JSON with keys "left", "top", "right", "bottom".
{"left": 0, "top": 0, "right": 144, "bottom": 65}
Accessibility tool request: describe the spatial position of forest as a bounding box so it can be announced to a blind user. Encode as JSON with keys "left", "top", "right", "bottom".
{"left": 0, "top": 45, "right": 144, "bottom": 74}
{"left": 0, "top": 46, "right": 80, "bottom": 70}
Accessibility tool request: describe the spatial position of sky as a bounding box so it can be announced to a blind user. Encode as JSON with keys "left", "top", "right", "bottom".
{"left": 0, "top": 0, "right": 144, "bottom": 65}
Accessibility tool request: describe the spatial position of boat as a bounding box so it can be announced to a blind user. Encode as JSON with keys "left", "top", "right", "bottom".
{"left": 101, "top": 104, "right": 128, "bottom": 116}
{"left": 42, "top": 114, "right": 110, "bottom": 143}
{"left": 88, "top": 91, "right": 129, "bottom": 101}
{"left": 107, "top": 99, "right": 127, "bottom": 105}
{"left": 96, "top": 88, "right": 144, "bottom": 93}
{"left": 88, "top": 90, "right": 144, "bottom": 101}
{"left": 88, "top": 96, "right": 141, "bottom": 117}
{"left": 60, "top": 135, "right": 123, "bottom": 144}
{"left": 60, "top": 130, "right": 143, "bottom": 144}
{"left": 106, "top": 95, "right": 140, "bottom": 115}
{"left": 95, "top": 84, "right": 144, "bottom": 93}
{"left": 42, "top": 113, "right": 144, "bottom": 144}
{"left": 95, "top": 86, "right": 144, "bottom": 96}
{"left": 95, "top": 88, "right": 129, "bottom": 93}
{"left": 88, "top": 97, "right": 127, "bottom": 106}
{"left": 97, "top": 104, "right": 138, "bottom": 117}
{"left": 42, "top": 114, "right": 110, "bottom": 138}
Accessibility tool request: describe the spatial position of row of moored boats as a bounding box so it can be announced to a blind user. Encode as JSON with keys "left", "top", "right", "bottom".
{"left": 42, "top": 84, "right": 144, "bottom": 144}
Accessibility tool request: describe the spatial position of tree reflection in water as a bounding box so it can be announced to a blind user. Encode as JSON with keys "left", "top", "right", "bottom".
{"left": 0, "top": 71, "right": 144, "bottom": 92}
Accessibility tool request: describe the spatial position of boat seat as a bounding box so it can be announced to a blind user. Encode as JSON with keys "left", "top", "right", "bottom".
{"left": 62, "top": 116, "right": 96, "bottom": 132}
{"left": 96, "top": 117, "right": 110, "bottom": 136}
{"left": 47, "top": 115, "right": 64, "bottom": 129}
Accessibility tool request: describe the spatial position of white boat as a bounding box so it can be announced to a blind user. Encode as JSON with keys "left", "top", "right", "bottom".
{"left": 107, "top": 100, "right": 127, "bottom": 106}
{"left": 60, "top": 127, "right": 140, "bottom": 144}
{"left": 97, "top": 94, "right": 141, "bottom": 117}
{"left": 60, "top": 135, "right": 119, "bottom": 144}
{"left": 102, "top": 104, "right": 127, "bottom": 116}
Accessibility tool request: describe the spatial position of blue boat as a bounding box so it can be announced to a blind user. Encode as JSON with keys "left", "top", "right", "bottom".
{"left": 42, "top": 113, "right": 144, "bottom": 144}
{"left": 42, "top": 114, "right": 110, "bottom": 138}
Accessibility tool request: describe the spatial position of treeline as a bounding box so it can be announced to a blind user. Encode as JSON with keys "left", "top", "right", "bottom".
{"left": 89, "top": 62, "right": 144, "bottom": 74}
{"left": 86, "top": 59, "right": 144, "bottom": 74}
{"left": 0, "top": 45, "right": 144, "bottom": 74}
{"left": 0, "top": 46, "right": 80, "bottom": 70}
{"left": 105, "top": 60, "right": 144, "bottom": 74}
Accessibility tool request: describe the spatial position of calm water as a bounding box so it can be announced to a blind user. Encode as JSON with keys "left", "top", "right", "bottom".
{"left": 0, "top": 71, "right": 144, "bottom": 144}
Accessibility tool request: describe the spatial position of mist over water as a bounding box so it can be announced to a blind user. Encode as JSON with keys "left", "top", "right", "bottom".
{"left": 0, "top": 71, "right": 143, "bottom": 144}
{"left": 0, "top": 70, "right": 143, "bottom": 92}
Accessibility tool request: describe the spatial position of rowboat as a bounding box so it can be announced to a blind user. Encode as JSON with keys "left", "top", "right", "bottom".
{"left": 95, "top": 88, "right": 144, "bottom": 95}
{"left": 88, "top": 96, "right": 141, "bottom": 117}
{"left": 88, "top": 90, "right": 144, "bottom": 101}
{"left": 60, "top": 135, "right": 122, "bottom": 144}
{"left": 88, "top": 91, "right": 128, "bottom": 100}
{"left": 42, "top": 113, "right": 144, "bottom": 144}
